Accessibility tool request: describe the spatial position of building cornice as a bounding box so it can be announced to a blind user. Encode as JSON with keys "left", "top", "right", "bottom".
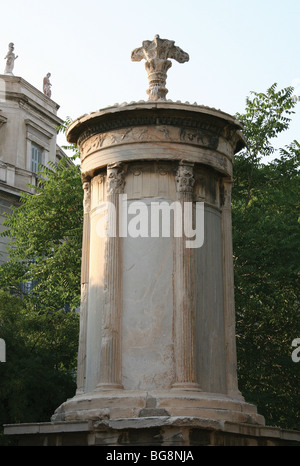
{"left": 0, "top": 74, "right": 64, "bottom": 130}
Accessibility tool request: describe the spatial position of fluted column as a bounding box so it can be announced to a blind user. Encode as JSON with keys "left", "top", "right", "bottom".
{"left": 76, "top": 180, "right": 91, "bottom": 394}
{"left": 221, "top": 178, "right": 243, "bottom": 399}
{"left": 172, "top": 161, "right": 201, "bottom": 390}
{"left": 97, "top": 163, "right": 124, "bottom": 390}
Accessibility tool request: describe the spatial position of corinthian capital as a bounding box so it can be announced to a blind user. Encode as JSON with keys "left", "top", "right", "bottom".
{"left": 107, "top": 163, "right": 125, "bottom": 195}
{"left": 82, "top": 180, "right": 91, "bottom": 213}
{"left": 175, "top": 162, "right": 195, "bottom": 194}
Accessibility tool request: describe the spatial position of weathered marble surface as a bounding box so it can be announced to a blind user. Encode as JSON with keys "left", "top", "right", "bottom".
{"left": 48, "top": 99, "right": 259, "bottom": 427}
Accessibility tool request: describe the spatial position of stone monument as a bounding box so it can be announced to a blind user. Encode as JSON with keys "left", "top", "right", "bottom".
{"left": 49, "top": 35, "right": 261, "bottom": 426}
{"left": 4, "top": 36, "right": 300, "bottom": 446}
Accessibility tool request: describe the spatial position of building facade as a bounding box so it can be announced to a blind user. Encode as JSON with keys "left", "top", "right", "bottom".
{"left": 0, "top": 74, "right": 66, "bottom": 265}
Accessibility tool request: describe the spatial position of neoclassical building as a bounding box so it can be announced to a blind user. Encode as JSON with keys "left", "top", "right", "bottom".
{"left": 0, "top": 72, "right": 67, "bottom": 265}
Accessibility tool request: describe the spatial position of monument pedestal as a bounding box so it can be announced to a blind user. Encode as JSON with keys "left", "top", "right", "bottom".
{"left": 49, "top": 390, "right": 264, "bottom": 425}
{"left": 4, "top": 417, "right": 300, "bottom": 446}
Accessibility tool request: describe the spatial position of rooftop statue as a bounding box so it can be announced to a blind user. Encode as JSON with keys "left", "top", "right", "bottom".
{"left": 4, "top": 43, "right": 18, "bottom": 75}
{"left": 43, "top": 72, "right": 52, "bottom": 98}
{"left": 131, "top": 34, "right": 189, "bottom": 101}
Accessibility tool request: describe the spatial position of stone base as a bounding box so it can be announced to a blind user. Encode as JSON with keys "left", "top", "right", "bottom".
{"left": 50, "top": 390, "right": 265, "bottom": 426}
{"left": 4, "top": 416, "right": 300, "bottom": 446}
{"left": 5, "top": 390, "right": 300, "bottom": 446}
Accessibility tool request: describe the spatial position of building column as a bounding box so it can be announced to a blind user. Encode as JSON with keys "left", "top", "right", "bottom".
{"left": 97, "top": 163, "right": 124, "bottom": 390}
{"left": 221, "top": 178, "right": 243, "bottom": 399}
{"left": 172, "top": 161, "right": 201, "bottom": 390}
{"left": 76, "top": 179, "right": 91, "bottom": 394}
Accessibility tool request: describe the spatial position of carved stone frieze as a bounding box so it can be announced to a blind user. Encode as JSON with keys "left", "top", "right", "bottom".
{"left": 76, "top": 111, "right": 229, "bottom": 152}
{"left": 179, "top": 127, "right": 219, "bottom": 149}
{"left": 80, "top": 124, "right": 221, "bottom": 158}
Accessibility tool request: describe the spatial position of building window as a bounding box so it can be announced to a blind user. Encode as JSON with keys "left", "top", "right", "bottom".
{"left": 31, "top": 143, "right": 42, "bottom": 173}
{"left": 20, "top": 279, "right": 36, "bottom": 295}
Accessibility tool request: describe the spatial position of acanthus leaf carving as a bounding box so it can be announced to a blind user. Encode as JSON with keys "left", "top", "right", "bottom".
{"left": 107, "top": 163, "right": 125, "bottom": 195}
{"left": 175, "top": 162, "right": 195, "bottom": 193}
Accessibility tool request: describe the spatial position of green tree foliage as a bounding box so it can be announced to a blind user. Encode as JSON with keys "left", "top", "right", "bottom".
{"left": 233, "top": 84, "right": 300, "bottom": 429}
{"left": 57, "top": 116, "right": 81, "bottom": 160}
{"left": 0, "top": 156, "right": 82, "bottom": 436}
{"left": 235, "top": 83, "right": 298, "bottom": 207}
{"left": 0, "top": 290, "right": 78, "bottom": 426}
{"left": 0, "top": 157, "right": 83, "bottom": 311}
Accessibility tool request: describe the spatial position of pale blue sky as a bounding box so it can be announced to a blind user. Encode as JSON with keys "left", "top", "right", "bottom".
{"left": 1, "top": 0, "right": 299, "bottom": 153}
